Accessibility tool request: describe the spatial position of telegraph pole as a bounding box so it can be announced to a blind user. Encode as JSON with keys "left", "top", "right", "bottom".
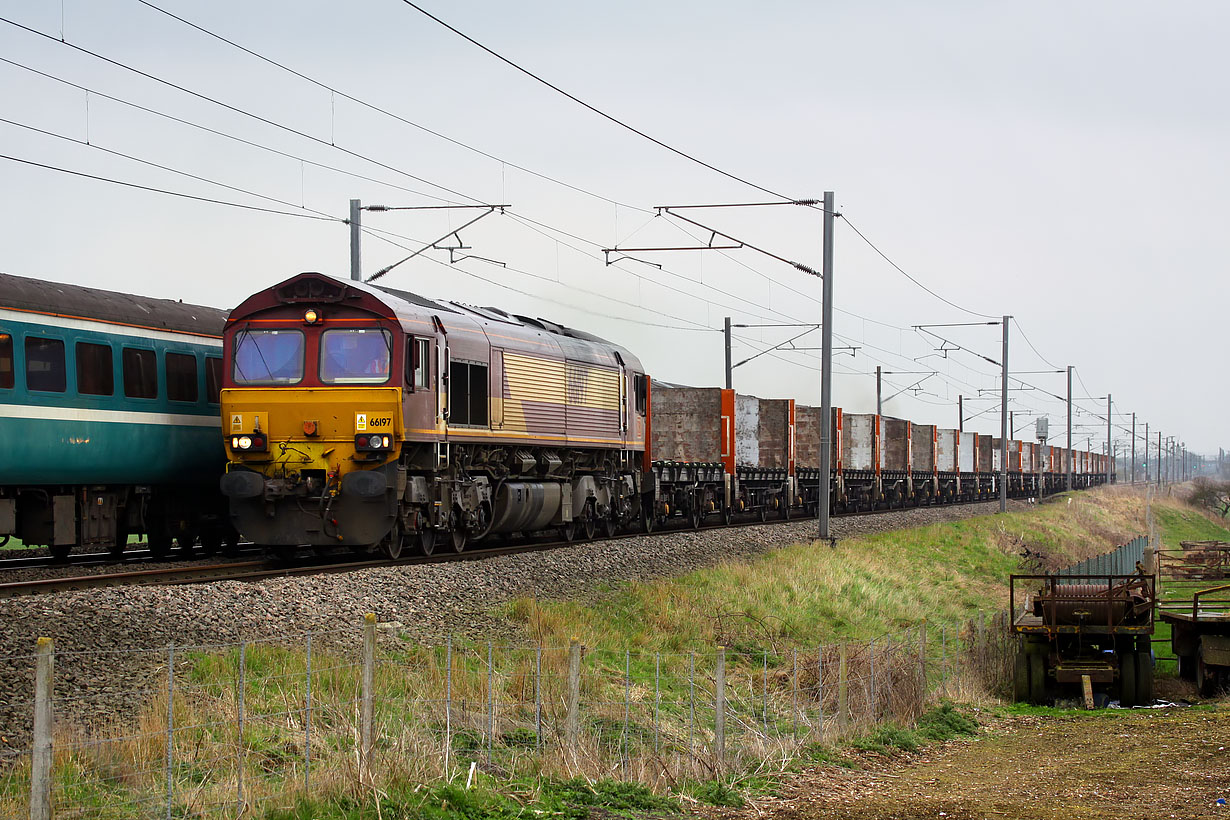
{"left": 1144, "top": 421, "right": 1149, "bottom": 483}
{"left": 1106, "top": 395, "right": 1112, "bottom": 485}
{"left": 349, "top": 199, "right": 362, "bottom": 281}
{"left": 1066, "top": 366, "right": 1073, "bottom": 492}
{"left": 958, "top": 395, "right": 964, "bottom": 432}
{"left": 818, "top": 191, "right": 835, "bottom": 540}
{"left": 876, "top": 366, "right": 882, "bottom": 416}
{"left": 724, "top": 317, "right": 733, "bottom": 390}
{"left": 999, "top": 316, "right": 1010, "bottom": 513}
{"left": 1157, "top": 431, "right": 1162, "bottom": 487}
{"left": 1131, "top": 413, "right": 1137, "bottom": 484}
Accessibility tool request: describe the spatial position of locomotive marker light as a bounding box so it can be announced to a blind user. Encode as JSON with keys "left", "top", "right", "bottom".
{"left": 304, "top": 308, "right": 321, "bottom": 325}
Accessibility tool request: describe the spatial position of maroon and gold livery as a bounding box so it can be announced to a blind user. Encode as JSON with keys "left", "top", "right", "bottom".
{"left": 220, "top": 272, "right": 648, "bottom": 555}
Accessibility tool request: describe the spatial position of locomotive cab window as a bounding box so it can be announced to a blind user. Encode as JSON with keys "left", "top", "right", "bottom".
{"left": 122, "top": 348, "right": 158, "bottom": 399}
{"left": 233, "top": 329, "right": 304, "bottom": 385}
{"left": 205, "top": 356, "right": 222, "bottom": 403}
{"left": 0, "top": 333, "right": 12, "bottom": 389}
{"left": 634, "top": 373, "right": 647, "bottom": 416}
{"left": 406, "top": 337, "right": 431, "bottom": 391}
{"left": 448, "top": 361, "right": 488, "bottom": 427}
{"left": 76, "top": 342, "right": 114, "bottom": 396}
{"left": 25, "top": 337, "right": 66, "bottom": 393}
{"left": 320, "top": 328, "right": 391, "bottom": 384}
{"left": 166, "top": 352, "right": 198, "bottom": 402}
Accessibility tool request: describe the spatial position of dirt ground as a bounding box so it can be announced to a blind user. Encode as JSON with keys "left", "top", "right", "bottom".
{"left": 696, "top": 705, "right": 1230, "bottom": 820}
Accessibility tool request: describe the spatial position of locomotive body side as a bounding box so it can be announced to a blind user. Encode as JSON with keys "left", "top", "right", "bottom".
{"left": 219, "top": 272, "right": 648, "bottom": 554}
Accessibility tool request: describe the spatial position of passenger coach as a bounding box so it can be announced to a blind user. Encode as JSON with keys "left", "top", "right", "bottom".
{"left": 219, "top": 272, "right": 649, "bottom": 557}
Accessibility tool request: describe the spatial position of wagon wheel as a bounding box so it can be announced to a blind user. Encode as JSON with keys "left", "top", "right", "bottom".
{"left": 580, "top": 501, "right": 597, "bottom": 540}
{"left": 1027, "top": 652, "right": 1046, "bottom": 705}
{"left": 758, "top": 502, "right": 769, "bottom": 523}
{"left": 689, "top": 503, "right": 703, "bottom": 530}
{"left": 722, "top": 504, "right": 734, "bottom": 525}
{"left": 1197, "top": 640, "right": 1217, "bottom": 698}
{"left": 640, "top": 504, "right": 655, "bottom": 534}
{"left": 781, "top": 496, "right": 791, "bottom": 521}
{"left": 1135, "top": 650, "right": 1154, "bottom": 705}
{"left": 110, "top": 518, "right": 130, "bottom": 559}
{"left": 198, "top": 529, "right": 222, "bottom": 557}
{"left": 148, "top": 529, "right": 172, "bottom": 560}
{"left": 221, "top": 528, "right": 242, "bottom": 558}
{"left": 1119, "top": 651, "right": 1138, "bottom": 707}
{"left": 1013, "top": 649, "right": 1030, "bottom": 703}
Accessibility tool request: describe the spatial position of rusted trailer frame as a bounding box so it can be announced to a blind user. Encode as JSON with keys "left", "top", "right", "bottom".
{"left": 1158, "top": 583, "right": 1230, "bottom": 697}
{"left": 1011, "top": 572, "right": 1156, "bottom": 706}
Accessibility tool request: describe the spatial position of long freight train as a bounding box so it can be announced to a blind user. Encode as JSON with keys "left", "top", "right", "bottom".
{"left": 0, "top": 273, "right": 234, "bottom": 557}
{"left": 219, "top": 271, "right": 1111, "bottom": 557}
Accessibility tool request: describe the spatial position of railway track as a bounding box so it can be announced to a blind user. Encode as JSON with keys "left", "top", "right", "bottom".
{"left": 0, "top": 496, "right": 1016, "bottom": 599}
{"left": 0, "top": 545, "right": 263, "bottom": 572}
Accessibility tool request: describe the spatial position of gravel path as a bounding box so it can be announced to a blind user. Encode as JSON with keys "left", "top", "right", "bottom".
{"left": 0, "top": 500, "right": 1022, "bottom": 747}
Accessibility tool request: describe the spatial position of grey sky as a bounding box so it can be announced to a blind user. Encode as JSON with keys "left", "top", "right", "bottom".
{"left": 0, "top": 1, "right": 1223, "bottom": 456}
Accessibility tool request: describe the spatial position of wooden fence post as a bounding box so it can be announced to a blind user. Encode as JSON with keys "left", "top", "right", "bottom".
{"left": 714, "top": 646, "right": 726, "bottom": 771}
{"left": 838, "top": 644, "right": 848, "bottom": 731}
{"left": 360, "top": 613, "right": 376, "bottom": 779}
{"left": 29, "top": 637, "right": 53, "bottom": 820}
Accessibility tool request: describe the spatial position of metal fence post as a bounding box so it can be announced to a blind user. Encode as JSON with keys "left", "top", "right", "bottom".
{"left": 445, "top": 636, "right": 452, "bottom": 774}
{"left": 304, "top": 633, "right": 312, "bottom": 792}
{"left": 165, "top": 643, "right": 174, "bottom": 820}
{"left": 653, "top": 652, "right": 661, "bottom": 755}
{"left": 486, "top": 641, "right": 494, "bottom": 765}
{"left": 565, "top": 638, "right": 580, "bottom": 753}
{"left": 534, "top": 644, "right": 542, "bottom": 752}
{"left": 791, "top": 647, "right": 799, "bottom": 739}
{"left": 714, "top": 646, "right": 726, "bottom": 771}
{"left": 360, "top": 613, "right": 376, "bottom": 779}
{"left": 762, "top": 651, "right": 769, "bottom": 738}
{"left": 29, "top": 637, "right": 53, "bottom": 820}
{"left": 816, "top": 644, "right": 824, "bottom": 739}
{"left": 237, "top": 641, "right": 246, "bottom": 816}
{"left": 838, "top": 643, "right": 848, "bottom": 731}
{"left": 869, "top": 639, "right": 877, "bottom": 722}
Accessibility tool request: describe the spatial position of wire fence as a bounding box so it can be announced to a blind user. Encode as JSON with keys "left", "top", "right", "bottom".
{"left": 0, "top": 613, "right": 1012, "bottom": 819}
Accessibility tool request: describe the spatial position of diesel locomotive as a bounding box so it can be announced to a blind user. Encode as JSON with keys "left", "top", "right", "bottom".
{"left": 0, "top": 272, "right": 233, "bottom": 557}
{"left": 218, "top": 271, "right": 649, "bottom": 558}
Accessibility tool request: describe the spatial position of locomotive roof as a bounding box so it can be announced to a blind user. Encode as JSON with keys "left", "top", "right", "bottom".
{"left": 0, "top": 271, "right": 229, "bottom": 336}
{"left": 232, "top": 272, "right": 643, "bottom": 369}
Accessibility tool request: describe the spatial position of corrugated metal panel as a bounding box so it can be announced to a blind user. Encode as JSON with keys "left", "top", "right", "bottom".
{"left": 501, "top": 352, "right": 566, "bottom": 434}
{"left": 565, "top": 360, "right": 621, "bottom": 440}
{"left": 958, "top": 433, "right": 974, "bottom": 472}
{"left": 844, "top": 414, "right": 877, "bottom": 471}
{"left": 649, "top": 386, "right": 723, "bottom": 462}
{"left": 937, "top": 429, "right": 958, "bottom": 472}
{"left": 735, "top": 394, "right": 760, "bottom": 467}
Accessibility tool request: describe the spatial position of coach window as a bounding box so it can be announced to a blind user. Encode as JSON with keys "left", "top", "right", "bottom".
{"left": 166, "top": 352, "right": 198, "bottom": 402}
{"left": 320, "top": 328, "right": 391, "bottom": 384}
{"left": 232, "top": 329, "right": 304, "bottom": 385}
{"left": 205, "top": 356, "right": 222, "bottom": 403}
{"left": 122, "top": 348, "right": 158, "bottom": 399}
{"left": 0, "top": 333, "right": 12, "bottom": 389}
{"left": 405, "top": 337, "right": 431, "bottom": 390}
{"left": 448, "top": 360, "right": 489, "bottom": 426}
{"left": 25, "top": 337, "right": 66, "bottom": 393}
{"left": 76, "top": 342, "right": 114, "bottom": 396}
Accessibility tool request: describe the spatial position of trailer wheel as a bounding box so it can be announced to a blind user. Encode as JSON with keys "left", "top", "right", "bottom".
{"left": 1197, "top": 641, "right": 1218, "bottom": 698}
{"left": 1136, "top": 651, "right": 1154, "bottom": 705}
{"left": 1013, "top": 649, "right": 1030, "bottom": 703}
{"left": 1028, "top": 652, "right": 1046, "bottom": 705}
{"left": 1178, "top": 653, "right": 1196, "bottom": 681}
{"left": 1119, "top": 651, "right": 1138, "bottom": 707}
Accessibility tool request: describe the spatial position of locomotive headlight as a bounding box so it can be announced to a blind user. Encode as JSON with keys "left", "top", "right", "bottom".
{"left": 238, "top": 435, "right": 253, "bottom": 450}
{"left": 304, "top": 308, "right": 320, "bottom": 324}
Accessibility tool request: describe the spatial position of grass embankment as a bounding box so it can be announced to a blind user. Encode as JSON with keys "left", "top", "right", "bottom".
{"left": 6, "top": 486, "right": 1220, "bottom": 820}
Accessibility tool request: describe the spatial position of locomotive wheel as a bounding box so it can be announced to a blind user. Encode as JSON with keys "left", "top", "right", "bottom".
{"left": 581, "top": 503, "right": 597, "bottom": 540}
{"left": 641, "top": 505, "right": 655, "bottom": 534}
{"left": 598, "top": 512, "right": 616, "bottom": 539}
{"left": 1119, "top": 651, "right": 1138, "bottom": 707}
{"left": 450, "top": 526, "right": 467, "bottom": 554}
{"left": 1136, "top": 650, "right": 1154, "bottom": 705}
{"left": 758, "top": 504, "right": 768, "bottom": 523}
{"left": 221, "top": 529, "right": 241, "bottom": 558}
{"left": 722, "top": 505, "right": 734, "bottom": 525}
{"left": 110, "top": 519, "right": 130, "bottom": 559}
{"left": 381, "top": 526, "right": 405, "bottom": 561}
{"left": 1027, "top": 652, "right": 1046, "bottom": 705}
{"left": 417, "top": 529, "right": 437, "bottom": 556}
{"left": 1013, "top": 649, "right": 1030, "bottom": 703}
{"left": 50, "top": 543, "right": 72, "bottom": 561}
{"left": 689, "top": 503, "right": 702, "bottom": 530}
